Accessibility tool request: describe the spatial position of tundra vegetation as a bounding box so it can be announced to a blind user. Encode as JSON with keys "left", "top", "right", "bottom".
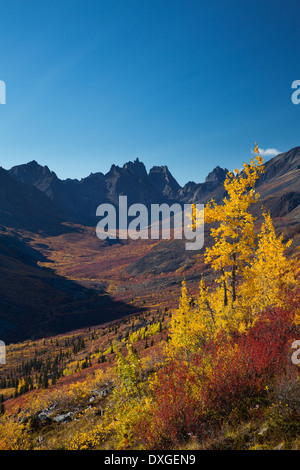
{"left": 0, "top": 145, "right": 300, "bottom": 450}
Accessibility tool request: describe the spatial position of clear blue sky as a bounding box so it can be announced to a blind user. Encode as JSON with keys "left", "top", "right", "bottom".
{"left": 0, "top": 0, "right": 300, "bottom": 185}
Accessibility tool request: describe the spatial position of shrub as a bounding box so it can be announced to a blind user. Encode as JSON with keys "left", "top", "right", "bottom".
{"left": 0, "top": 417, "right": 32, "bottom": 450}
{"left": 134, "top": 303, "right": 300, "bottom": 449}
{"left": 134, "top": 359, "right": 207, "bottom": 449}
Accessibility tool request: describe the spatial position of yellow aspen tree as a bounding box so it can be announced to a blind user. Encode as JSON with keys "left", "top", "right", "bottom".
{"left": 191, "top": 203, "right": 197, "bottom": 232}
{"left": 239, "top": 210, "right": 295, "bottom": 322}
{"left": 167, "top": 280, "right": 192, "bottom": 358}
{"left": 169, "top": 145, "right": 296, "bottom": 355}
{"left": 204, "top": 144, "right": 264, "bottom": 308}
{"left": 168, "top": 279, "right": 217, "bottom": 358}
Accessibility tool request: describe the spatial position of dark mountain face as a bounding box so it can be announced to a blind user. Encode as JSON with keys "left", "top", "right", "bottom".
{"left": 9, "top": 158, "right": 175, "bottom": 224}
{"left": 9, "top": 160, "right": 55, "bottom": 188}
{"left": 122, "top": 158, "right": 148, "bottom": 178}
{"left": 8, "top": 147, "right": 300, "bottom": 225}
{"left": 178, "top": 166, "right": 228, "bottom": 205}
{"left": 8, "top": 156, "right": 230, "bottom": 226}
{"left": 205, "top": 166, "right": 228, "bottom": 185}
{"left": 9, "top": 162, "right": 107, "bottom": 225}
{"left": 148, "top": 165, "right": 181, "bottom": 200}
{"left": 256, "top": 147, "right": 300, "bottom": 197}
{"left": 104, "top": 160, "right": 163, "bottom": 206}
{"left": 0, "top": 167, "right": 69, "bottom": 235}
{"left": 8, "top": 148, "right": 300, "bottom": 227}
{"left": 260, "top": 147, "right": 300, "bottom": 181}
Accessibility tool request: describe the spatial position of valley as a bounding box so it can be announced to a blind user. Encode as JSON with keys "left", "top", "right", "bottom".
{"left": 0, "top": 147, "right": 300, "bottom": 450}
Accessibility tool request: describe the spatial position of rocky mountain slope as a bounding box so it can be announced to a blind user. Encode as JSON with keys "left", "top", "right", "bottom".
{"left": 8, "top": 157, "right": 229, "bottom": 225}
{"left": 1, "top": 147, "right": 300, "bottom": 342}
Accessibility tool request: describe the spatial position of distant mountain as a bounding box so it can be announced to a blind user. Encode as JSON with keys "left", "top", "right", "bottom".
{"left": 9, "top": 161, "right": 106, "bottom": 225}
{"left": 0, "top": 167, "right": 69, "bottom": 235}
{"left": 178, "top": 166, "right": 228, "bottom": 204}
{"left": 258, "top": 147, "right": 300, "bottom": 189}
{"left": 9, "top": 158, "right": 173, "bottom": 224}
{"left": 249, "top": 147, "right": 300, "bottom": 221}
{"left": 148, "top": 165, "right": 181, "bottom": 200}
{"left": 8, "top": 146, "right": 300, "bottom": 226}
{"left": 8, "top": 157, "right": 230, "bottom": 226}
{"left": 104, "top": 159, "right": 163, "bottom": 206}
{"left": 2, "top": 146, "right": 300, "bottom": 342}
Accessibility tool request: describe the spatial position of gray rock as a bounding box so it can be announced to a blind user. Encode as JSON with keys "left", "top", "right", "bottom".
{"left": 52, "top": 412, "right": 73, "bottom": 423}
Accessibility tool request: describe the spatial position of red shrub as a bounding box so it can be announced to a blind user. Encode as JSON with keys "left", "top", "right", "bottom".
{"left": 134, "top": 304, "right": 299, "bottom": 449}
{"left": 204, "top": 307, "right": 298, "bottom": 415}
{"left": 204, "top": 342, "right": 262, "bottom": 418}
{"left": 239, "top": 306, "right": 297, "bottom": 378}
{"left": 134, "top": 359, "right": 207, "bottom": 449}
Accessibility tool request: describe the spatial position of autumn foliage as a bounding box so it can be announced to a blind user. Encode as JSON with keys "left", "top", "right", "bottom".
{"left": 132, "top": 302, "right": 299, "bottom": 449}
{"left": 131, "top": 145, "right": 300, "bottom": 449}
{"left": 1, "top": 146, "right": 300, "bottom": 450}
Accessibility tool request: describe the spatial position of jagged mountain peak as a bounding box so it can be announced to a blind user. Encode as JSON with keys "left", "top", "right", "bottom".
{"left": 148, "top": 164, "right": 181, "bottom": 199}
{"left": 149, "top": 164, "right": 172, "bottom": 177}
{"left": 123, "top": 158, "right": 147, "bottom": 177}
{"left": 205, "top": 165, "right": 228, "bottom": 185}
{"left": 6, "top": 146, "right": 300, "bottom": 223}
{"left": 9, "top": 160, "right": 57, "bottom": 186}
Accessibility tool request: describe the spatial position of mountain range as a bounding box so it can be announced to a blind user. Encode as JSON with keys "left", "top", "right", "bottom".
{"left": 8, "top": 157, "right": 229, "bottom": 226}
{"left": 8, "top": 147, "right": 300, "bottom": 227}
{"left": 1, "top": 147, "right": 300, "bottom": 342}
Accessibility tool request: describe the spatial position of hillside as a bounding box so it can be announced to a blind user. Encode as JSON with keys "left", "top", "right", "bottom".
{"left": 1, "top": 147, "right": 300, "bottom": 344}
{"left": 0, "top": 149, "right": 300, "bottom": 451}
{"left": 0, "top": 167, "right": 69, "bottom": 234}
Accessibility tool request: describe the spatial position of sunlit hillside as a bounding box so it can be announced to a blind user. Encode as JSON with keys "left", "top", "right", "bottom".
{"left": 1, "top": 150, "right": 300, "bottom": 451}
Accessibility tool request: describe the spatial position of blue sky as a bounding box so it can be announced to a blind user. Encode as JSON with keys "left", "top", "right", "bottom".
{"left": 0, "top": 0, "right": 300, "bottom": 185}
